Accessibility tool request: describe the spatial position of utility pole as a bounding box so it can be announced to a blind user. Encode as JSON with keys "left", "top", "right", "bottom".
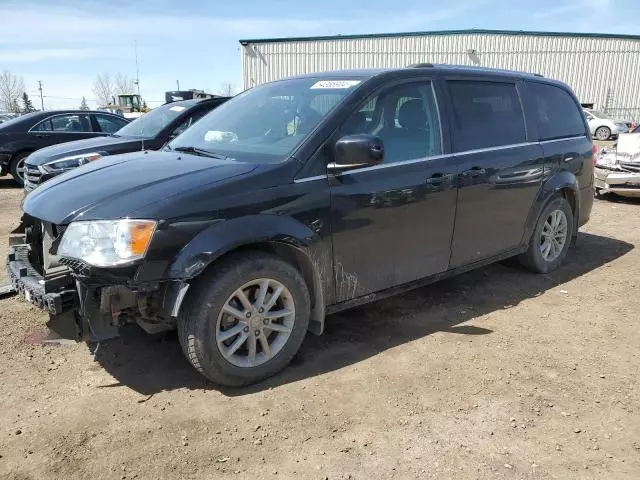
{"left": 176, "top": 80, "right": 180, "bottom": 90}
{"left": 37, "top": 80, "right": 44, "bottom": 110}
{"left": 134, "top": 40, "right": 141, "bottom": 98}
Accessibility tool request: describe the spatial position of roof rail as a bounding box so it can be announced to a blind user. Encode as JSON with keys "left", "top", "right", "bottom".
{"left": 407, "top": 62, "right": 434, "bottom": 68}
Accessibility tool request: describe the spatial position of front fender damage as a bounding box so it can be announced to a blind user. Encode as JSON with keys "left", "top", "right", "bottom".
{"left": 73, "top": 279, "right": 188, "bottom": 342}
{"left": 42, "top": 263, "right": 189, "bottom": 343}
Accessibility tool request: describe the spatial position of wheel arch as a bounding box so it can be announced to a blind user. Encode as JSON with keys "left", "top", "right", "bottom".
{"left": 167, "top": 214, "right": 330, "bottom": 335}
{"left": 524, "top": 171, "right": 580, "bottom": 245}
{"left": 11, "top": 148, "right": 35, "bottom": 163}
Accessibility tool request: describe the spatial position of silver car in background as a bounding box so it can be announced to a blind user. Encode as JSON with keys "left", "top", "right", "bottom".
{"left": 584, "top": 109, "right": 632, "bottom": 141}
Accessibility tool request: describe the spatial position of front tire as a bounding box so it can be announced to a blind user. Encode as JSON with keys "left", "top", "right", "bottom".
{"left": 178, "top": 252, "right": 310, "bottom": 387}
{"left": 10, "top": 152, "right": 30, "bottom": 186}
{"left": 594, "top": 126, "right": 611, "bottom": 141}
{"left": 520, "top": 196, "right": 574, "bottom": 273}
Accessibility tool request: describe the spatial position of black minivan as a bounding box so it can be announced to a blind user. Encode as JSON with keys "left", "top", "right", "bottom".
{"left": 8, "top": 65, "right": 594, "bottom": 386}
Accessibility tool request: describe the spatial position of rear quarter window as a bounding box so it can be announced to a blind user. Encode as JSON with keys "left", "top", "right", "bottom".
{"left": 448, "top": 80, "right": 526, "bottom": 151}
{"left": 528, "top": 82, "right": 586, "bottom": 140}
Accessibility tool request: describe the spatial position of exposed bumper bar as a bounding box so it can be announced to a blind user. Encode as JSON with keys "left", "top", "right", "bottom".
{"left": 6, "top": 246, "right": 77, "bottom": 315}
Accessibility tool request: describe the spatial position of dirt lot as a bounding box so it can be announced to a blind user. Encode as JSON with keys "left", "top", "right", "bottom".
{"left": 0, "top": 175, "right": 639, "bottom": 480}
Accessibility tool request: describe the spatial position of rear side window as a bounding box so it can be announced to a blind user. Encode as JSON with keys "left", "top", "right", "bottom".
{"left": 32, "top": 114, "right": 92, "bottom": 132}
{"left": 448, "top": 80, "right": 526, "bottom": 151}
{"left": 170, "top": 108, "right": 212, "bottom": 137}
{"left": 95, "top": 114, "right": 128, "bottom": 134}
{"left": 529, "top": 83, "right": 586, "bottom": 140}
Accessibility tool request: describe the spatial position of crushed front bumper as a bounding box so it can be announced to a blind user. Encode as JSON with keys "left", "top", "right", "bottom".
{"left": 6, "top": 245, "right": 77, "bottom": 315}
{"left": 594, "top": 167, "right": 640, "bottom": 198}
{"left": 7, "top": 243, "right": 186, "bottom": 342}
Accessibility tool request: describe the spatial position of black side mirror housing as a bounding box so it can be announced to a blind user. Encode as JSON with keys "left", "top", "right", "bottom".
{"left": 330, "top": 133, "right": 384, "bottom": 171}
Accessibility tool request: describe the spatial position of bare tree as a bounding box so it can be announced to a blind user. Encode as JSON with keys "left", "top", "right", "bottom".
{"left": 0, "top": 70, "right": 25, "bottom": 113}
{"left": 93, "top": 73, "right": 114, "bottom": 107}
{"left": 114, "top": 72, "right": 136, "bottom": 95}
{"left": 218, "top": 83, "right": 236, "bottom": 96}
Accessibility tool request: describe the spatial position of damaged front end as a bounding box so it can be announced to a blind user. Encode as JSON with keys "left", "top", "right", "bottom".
{"left": 7, "top": 216, "right": 187, "bottom": 343}
{"left": 594, "top": 134, "right": 640, "bottom": 198}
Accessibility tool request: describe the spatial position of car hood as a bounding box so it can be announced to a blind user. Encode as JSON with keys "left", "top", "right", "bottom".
{"left": 24, "top": 135, "right": 147, "bottom": 166}
{"left": 23, "top": 150, "right": 258, "bottom": 224}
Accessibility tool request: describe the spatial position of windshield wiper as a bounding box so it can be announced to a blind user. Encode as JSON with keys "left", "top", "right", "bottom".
{"left": 172, "top": 146, "right": 226, "bottom": 159}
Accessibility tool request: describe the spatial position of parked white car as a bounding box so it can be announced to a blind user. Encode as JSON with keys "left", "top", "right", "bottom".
{"left": 584, "top": 109, "right": 631, "bottom": 141}
{"left": 594, "top": 133, "right": 640, "bottom": 198}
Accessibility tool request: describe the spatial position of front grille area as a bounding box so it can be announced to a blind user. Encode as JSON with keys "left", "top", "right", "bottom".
{"left": 59, "top": 257, "right": 91, "bottom": 276}
{"left": 24, "top": 164, "right": 42, "bottom": 190}
{"left": 619, "top": 162, "right": 640, "bottom": 173}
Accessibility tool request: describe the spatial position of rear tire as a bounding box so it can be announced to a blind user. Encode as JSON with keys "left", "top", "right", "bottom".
{"left": 594, "top": 126, "right": 611, "bottom": 141}
{"left": 520, "top": 196, "right": 574, "bottom": 273}
{"left": 178, "top": 251, "right": 310, "bottom": 387}
{"left": 10, "top": 152, "right": 30, "bottom": 187}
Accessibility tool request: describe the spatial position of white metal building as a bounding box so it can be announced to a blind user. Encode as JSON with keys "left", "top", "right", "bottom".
{"left": 240, "top": 29, "right": 640, "bottom": 121}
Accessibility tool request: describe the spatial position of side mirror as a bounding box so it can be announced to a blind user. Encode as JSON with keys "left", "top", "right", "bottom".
{"left": 329, "top": 133, "right": 384, "bottom": 171}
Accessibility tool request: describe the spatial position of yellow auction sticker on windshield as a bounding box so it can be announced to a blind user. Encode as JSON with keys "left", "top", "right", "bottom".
{"left": 310, "top": 80, "right": 361, "bottom": 89}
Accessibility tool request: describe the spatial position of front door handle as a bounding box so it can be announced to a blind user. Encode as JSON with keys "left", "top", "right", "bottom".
{"left": 425, "top": 173, "right": 454, "bottom": 186}
{"left": 460, "top": 167, "right": 486, "bottom": 177}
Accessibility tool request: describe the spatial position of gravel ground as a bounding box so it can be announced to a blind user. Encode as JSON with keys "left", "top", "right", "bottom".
{"left": 0, "top": 173, "right": 639, "bottom": 479}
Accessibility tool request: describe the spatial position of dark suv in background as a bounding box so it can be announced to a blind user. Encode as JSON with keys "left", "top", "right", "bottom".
{"left": 9, "top": 65, "right": 594, "bottom": 386}
{"left": 0, "top": 110, "right": 129, "bottom": 185}
{"left": 23, "top": 97, "right": 230, "bottom": 192}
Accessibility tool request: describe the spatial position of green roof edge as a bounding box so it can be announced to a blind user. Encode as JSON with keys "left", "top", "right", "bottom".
{"left": 239, "top": 28, "right": 640, "bottom": 45}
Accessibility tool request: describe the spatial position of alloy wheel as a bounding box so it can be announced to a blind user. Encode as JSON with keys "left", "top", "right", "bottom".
{"left": 595, "top": 127, "right": 610, "bottom": 141}
{"left": 539, "top": 209, "right": 568, "bottom": 262}
{"left": 215, "top": 278, "right": 295, "bottom": 368}
{"left": 14, "top": 157, "right": 26, "bottom": 183}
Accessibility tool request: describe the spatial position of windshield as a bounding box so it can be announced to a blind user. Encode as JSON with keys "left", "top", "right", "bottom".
{"left": 115, "top": 101, "right": 195, "bottom": 138}
{"left": 634, "top": 124, "right": 639, "bottom": 134}
{"left": 169, "top": 77, "right": 364, "bottom": 162}
{"left": 590, "top": 110, "right": 613, "bottom": 119}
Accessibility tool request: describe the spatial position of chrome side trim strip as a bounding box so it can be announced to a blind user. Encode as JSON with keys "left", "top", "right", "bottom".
{"left": 294, "top": 175, "right": 326, "bottom": 184}
{"left": 455, "top": 142, "right": 535, "bottom": 156}
{"left": 294, "top": 136, "right": 587, "bottom": 183}
{"left": 539, "top": 135, "right": 586, "bottom": 144}
{"left": 341, "top": 154, "right": 451, "bottom": 175}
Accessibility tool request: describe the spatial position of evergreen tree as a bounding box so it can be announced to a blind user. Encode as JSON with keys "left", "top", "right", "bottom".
{"left": 11, "top": 98, "right": 20, "bottom": 113}
{"left": 79, "top": 96, "right": 89, "bottom": 110}
{"left": 21, "top": 92, "right": 36, "bottom": 113}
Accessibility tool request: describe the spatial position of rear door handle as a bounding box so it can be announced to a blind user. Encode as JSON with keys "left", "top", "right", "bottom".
{"left": 460, "top": 167, "right": 486, "bottom": 177}
{"left": 425, "top": 173, "right": 454, "bottom": 186}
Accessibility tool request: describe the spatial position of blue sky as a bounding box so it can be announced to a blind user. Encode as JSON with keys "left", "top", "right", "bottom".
{"left": 1, "top": 0, "right": 637, "bottom": 109}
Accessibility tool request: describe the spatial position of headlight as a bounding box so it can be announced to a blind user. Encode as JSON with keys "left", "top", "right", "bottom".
{"left": 42, "top": 152, "right": 103, "bottom": 173}
{"left": 58, "top": 220, "right": 157, "bottom": 267}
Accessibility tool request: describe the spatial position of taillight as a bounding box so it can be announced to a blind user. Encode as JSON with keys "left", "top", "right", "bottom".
{"left": 591, "top": 144, "right": 598, "bottom": 167}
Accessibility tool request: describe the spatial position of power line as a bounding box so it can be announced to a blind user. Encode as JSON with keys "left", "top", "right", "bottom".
{"left": 28, "top": 93, "right": 165, "bottom": 103}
